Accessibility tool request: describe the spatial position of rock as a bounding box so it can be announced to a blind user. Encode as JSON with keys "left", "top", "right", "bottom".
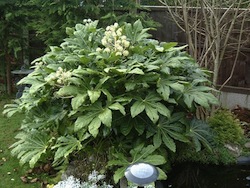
{"left": 224, "top": 144, "right": 241, "bottom": 157}
{"left": 237, "top": 156, "right": 250, "bottom": 165}
{"left": 245, "top": 142, "right": 250, "bottom": 148}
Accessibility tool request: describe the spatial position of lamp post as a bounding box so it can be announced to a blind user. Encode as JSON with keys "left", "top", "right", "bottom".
{"left": 125, "top": 162, "right": 159, "bottom": 187}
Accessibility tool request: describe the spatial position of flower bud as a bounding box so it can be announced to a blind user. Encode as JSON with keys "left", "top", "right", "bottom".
{"left": 115, "top": 52, "right": 122, "bottom": 56}
{"left": 96, "top": 47, "right": 102, "bottom": 52}
{"left": 123, "top": 50, "right": 129, "bottom": 56}
{"left": 114, "top": 23, "right": 118, "bottom": 28}
{"left": 117, "top": 46, "right": 123, "bottom": 52}
{"left": 121, "top": 35, "right": 127, "bottom": 40}
{"left": 123, "top": 40, "right": 130, "bottom": 48}
{"left": 104, "top": 48, "right": 111, "bottom": 53}
{"left": 101, "top": 38, "right": 107, "bottom": 46}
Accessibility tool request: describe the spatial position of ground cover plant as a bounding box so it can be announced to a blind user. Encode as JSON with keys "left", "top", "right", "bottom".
{"left": 4, "top": 19, "right": 219, "bottom": 186}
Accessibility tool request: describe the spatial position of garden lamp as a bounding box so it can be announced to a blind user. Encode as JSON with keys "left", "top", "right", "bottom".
{"left": 125, "top": 162, "right": 159, "bottom": 187}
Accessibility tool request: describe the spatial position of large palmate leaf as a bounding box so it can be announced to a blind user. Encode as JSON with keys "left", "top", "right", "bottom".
{"left": 74, "top": 101, "right": 125, "bottom": 137}
{"left": 124, "top": 20, "right": 151, "bottom": 44}
{"left": 151, "top": 113, "right": 189, "bottom": 152}
{"left": 10, "top": 130, "right": 53, "bottom": 168}
{"left": 186, "top": 118, "right": 213, "bottom": 152}
{"left": 130, "top": 92, "right": 170, "bottom": 123}
{"left": 183, "top": 85, "right": 219, "bottom": 108}
{"left": 52, "top": 135, "right": 86, "bottom": 163}
{"left": 157, "top": 76, "right": 185, "bottom": 101}
{"left": 18, "top": 75, "right": 46, "bottom": 94}
{"left": 3, "top": 102, "right": 20, "bottom": 117}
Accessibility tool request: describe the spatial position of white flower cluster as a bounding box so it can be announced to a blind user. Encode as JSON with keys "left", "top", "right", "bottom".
{"left": 83, "top": 19, "right": 92, "bottom": 25}
{"left": 96, "top": 23, "right": 130, "bottom": 57}
{"left": 52, "top": 171, "right": 113, "bottom": 188}
{"left": 45, "top": 67, "right": 72, "bottom": 85}
{"left": 34, "top": 61, "right": 45, "bottom": 70}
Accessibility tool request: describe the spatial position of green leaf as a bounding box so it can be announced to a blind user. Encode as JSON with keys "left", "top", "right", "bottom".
{"left": 18, "top": 76, "right": 45, "bottom": 94}
{"left": 157, "top": 167, "right": 168, "bottom": 180}
{"left": 186, "top": 119, "right": 213, "bottom": 152}
{"left": 162, "top": 42, "right": 178, "bottom": 51}
{"left": 68, "top": 77, "right": 84, "bottom": 86}
{"left": 113, "top": 166, "right": 127, "bottom": 184}
{"left": 3, "top": 103, "right": 20, "bottom": 117}
{"left": 144, "top": 155, "right": 166, "bottom": 165}
{"left": 128, "top": 68, "right": 144, "bottom": 75}
{"left": 155, "top": 103, "right": 170, "bottom": 118}
{"left": 109, "top": 103, "right": 126, "bottom": 115}
{"left": 145, "top": 104, "right": 159, "bottom": 123}
{"left": 10, "top": 131, "right": 51, "bottom": 168}
{"left": 130, "top": 101, "right": 145, "bottom": 118}
{"left": 75, "top": 23, "right": 84, "bottom": 31}
{"left": 71, "top": 94, "right": 87, "bottom": 110}
{"left": 29, "top": 81, "right": 46, "bottom": 93}
{"left": 160, "top": 66, "right": 170, "bottom": 75}
{"left": 63, "top": 55, "right": 80, "bottom": 63}
{"left": 57, "top": 85, "right": 80, "bottom": 96}
{"left": 125, "top": 82, "right": 136, "bottom": 91}
{"left": 88, "top": 117, "right": 102, "bottom": 137}
{"left": 157, "top": 79, "right": 170, "bottom": 101}
{"left": 107, "top": 152, "right": 129, "bottom": 167}
{"left": 169, "top": 82, "right": 184, "bottom": 92}
{"left": 194, "top": 94, "right": 209, "bottom": 108}
{"left": 114, "top": 115, "right": 146, "bottom": 136}
{"left": 162, "top": 133, "right": 176, "bottom": 152}
{"left": 102, "top": 89, "right": 113, "bottom": 102}
{"left": 145, "top": 64, "right": 159, "bottom": 71}
{"left": 120, "top": 123, "right": 133, "bottom": 136}
{"left": 124, "top": 20, "right": 151, "bottom": 44}
{"left": 96, "top": 76, "right": 110, "bottom": 89}
{"left": 153, "top": 131, "right": 162, "bottom": 148}
{"left": 155, "top": 46, "right": 164, "bottom": 52}
{"left": 87, "top": 90, "right": 101, "bottom": 103}
{"left": 203, "top": 93, "right": 219, "bottom": 105}
{"left": 98, "top": 108, "right": 112, "bottom": 127}
{"left": 131, "top": 144, "right": 156, "bottom": 163}
{"left": 74, "top": 113, "right": 94, "bottom": 131}
{"left": 134, "top": 121, "right": 145, "bottom": 135}
{"left": 152, "top": 114, "right": 189, "bottom": 152}
{"left": 53, "top": 136, "right": 82, "bottom": 162}
{"left": 184, "top": 94, "right": 194, "bottom": 108}
{"left": 107, "top": 159, "right": 129, "bottom": 167}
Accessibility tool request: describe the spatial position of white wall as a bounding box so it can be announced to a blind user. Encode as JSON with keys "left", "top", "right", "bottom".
{"left": 219, "top": 91, "right": 250, "bottom": 109}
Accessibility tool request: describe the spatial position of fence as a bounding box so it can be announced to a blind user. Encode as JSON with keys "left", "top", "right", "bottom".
{"left": 144, "top": 6, "right": 250, "bottom": 94}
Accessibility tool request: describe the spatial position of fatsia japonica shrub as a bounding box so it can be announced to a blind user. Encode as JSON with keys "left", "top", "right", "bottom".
{"left": 4, "top": 19, "right": 218, "bottom": 183}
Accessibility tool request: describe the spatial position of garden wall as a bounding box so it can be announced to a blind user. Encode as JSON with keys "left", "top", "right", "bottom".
{"left": 219, "top": 91, "right": 250, "bottom": 109}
